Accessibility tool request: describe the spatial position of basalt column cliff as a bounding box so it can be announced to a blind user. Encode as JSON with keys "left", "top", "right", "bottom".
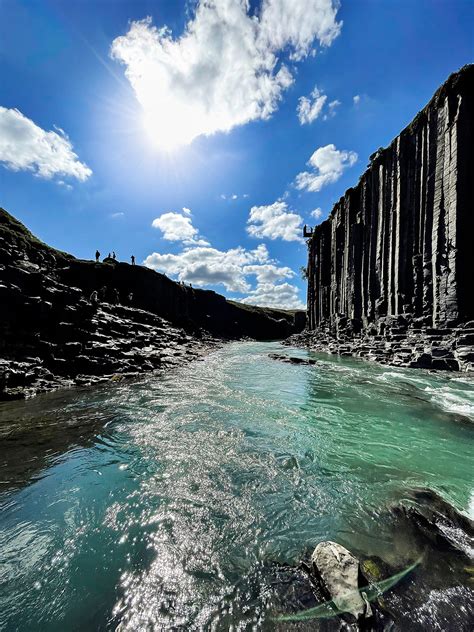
{"left": 302, "top": 65, "right": 474, "bottom": 371}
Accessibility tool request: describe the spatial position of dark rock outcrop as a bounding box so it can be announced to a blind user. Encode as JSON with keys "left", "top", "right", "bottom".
{"left": 299, "top": 65, "right": 474, "bottom": 371}
{"left": 391, "top": 488, "right": 474, "bottom": 556}
{"left": 268, "top": 353, "right": 319, "bottom": 365}
{"left": 0, "top": 208, "right": 304, "bottom": 399}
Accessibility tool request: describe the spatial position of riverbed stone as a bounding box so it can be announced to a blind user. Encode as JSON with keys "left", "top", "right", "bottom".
{"left": 311, "top": 541, "right": 370, "bottom": 622}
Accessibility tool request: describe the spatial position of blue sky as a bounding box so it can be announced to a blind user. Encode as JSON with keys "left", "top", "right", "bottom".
{"left": 0, "top": 0, "right": 472, "bottom": 309}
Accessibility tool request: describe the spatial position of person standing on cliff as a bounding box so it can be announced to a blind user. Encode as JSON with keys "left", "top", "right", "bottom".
{"left": 131, "top": 255, "right": 135, "bottom": 265}
{"left": 95, "top": 250, "right": 100, "bottom": 262}
{"left": 112, "top": 251, "right": 116, "bottom": 260}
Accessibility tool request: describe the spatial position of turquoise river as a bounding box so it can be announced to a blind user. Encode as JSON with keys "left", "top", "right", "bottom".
{"left": 0, "top": 341, "right": 473, "bottom": 630}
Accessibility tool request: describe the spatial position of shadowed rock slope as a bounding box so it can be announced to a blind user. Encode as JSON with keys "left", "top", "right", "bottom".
{"left": 0, "top": 208, "right": 304, "bottom": 399}
{"left": 295, "top": 65, "right": 474, "bottom": 371}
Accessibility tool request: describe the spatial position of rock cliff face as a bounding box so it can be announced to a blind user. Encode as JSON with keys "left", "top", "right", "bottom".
{"left": 0, "top": 208, "right": 304, "bottom": 399}
{"left": 301, "top": 65, "right": 474, "bottom": 371}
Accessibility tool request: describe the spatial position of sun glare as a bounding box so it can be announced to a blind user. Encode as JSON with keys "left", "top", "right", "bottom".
{"left": 142, "top": 105, "right": 207, "bottom": 152}
{"left": 142, "top": 112, "right": 183, "bottom": 152}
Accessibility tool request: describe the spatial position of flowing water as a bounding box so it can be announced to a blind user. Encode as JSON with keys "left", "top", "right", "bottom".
{"left": 0, "top": 341, "right": 473, "bottom": 631}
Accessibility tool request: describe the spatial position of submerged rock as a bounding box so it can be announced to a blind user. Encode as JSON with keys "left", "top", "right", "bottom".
{"left": 269, "top": 353, "right": 318, "bottom": 366}
{"left": 391, "top": 488, "right": 474, "bottom": 557}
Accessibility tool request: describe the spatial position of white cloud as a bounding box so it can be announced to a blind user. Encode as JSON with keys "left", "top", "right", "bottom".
{"left": 182, "top": 206, "right": 192, "bottom": 215}
{"left": 152, "top": 211, "right": 209, "bottom": 246}
{"left": 247, "top": 200, "right": 304, "bottom": 243}
{"left": 110, "top": 211, "right": 125, "bottom": 219}
{"left": 57, "top": 180, "right": 73, "bottom": 191}
{"left": 0, "top": 107, "right": 92, "bottom": 181}
{"left": 353, "top": 94, "right": 361, "bottom": 105}
{"left": 220, "top": 193, "right": 241, "bottom": 201}
{"left": 240, "top": 282, "right": 305, "bottom": 310}
{"left": 111, "top": 0, "right": 341, "bottom": 148}
{"left": 295, "top": 144, "right": 357, "bottom": 192}
{"left": 144, "top": 241, "right": 303, "bottom": 309}
{"left": 323, "top": 98, "right": 341, "bottom": 120}
{"left": 297, "top": 87, "right": 341, "bottom": 124}
{"left": 310, "top": 207, "right": 324, "bottom": 220}
{"left": 243, "top": 263, "right": 294, "bottom": 284}
{"left": 297, "top": 86, "right": 327, "bottom": 124}
{"left": 144, "top": 243, "right": 273, "bottom": 292}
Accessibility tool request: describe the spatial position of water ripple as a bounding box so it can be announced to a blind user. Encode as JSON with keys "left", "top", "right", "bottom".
{"left": 0, "top": 341, "right": 473, "bottom": 630}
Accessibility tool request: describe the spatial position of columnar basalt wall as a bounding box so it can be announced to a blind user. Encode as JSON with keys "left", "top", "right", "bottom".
{"left": 308, "top": 65, "right": 474, "bottom": 330}
{"left": 303, "top": 65, "right": 474, "bottom": 370}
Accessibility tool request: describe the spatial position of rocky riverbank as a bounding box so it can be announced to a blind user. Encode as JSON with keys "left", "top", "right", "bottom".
{"left": 285, "top": 315, "right": 474, "bottom": 372}
{"left": 0, "top": 301, "right": 222, "bottom": 400}
{"left": 0, "top": 208, "right": 304, "bottom": 400}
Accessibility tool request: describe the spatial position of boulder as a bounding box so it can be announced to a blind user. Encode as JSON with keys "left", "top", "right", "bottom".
{"left": 391, "top": 488, "right": 474, "bottom": 556}
{"left": 311, "top": 541, "right": 371, "bottom": 622}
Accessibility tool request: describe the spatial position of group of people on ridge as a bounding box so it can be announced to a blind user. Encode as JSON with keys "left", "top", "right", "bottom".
{"left": 89, "top": 286, "right": 134, "bottom": 308}
{"left": 95, "top": 250, "right": 135, "bottom": 265}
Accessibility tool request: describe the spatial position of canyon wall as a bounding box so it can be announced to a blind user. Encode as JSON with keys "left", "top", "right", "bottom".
{"left": 0, "top": 208, "right": 304, "bottom": 399}
{"left": 303, "top": 66, "right": 474, "bottom": 370}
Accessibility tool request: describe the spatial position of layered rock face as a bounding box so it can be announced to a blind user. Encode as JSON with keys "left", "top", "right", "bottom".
{"left": 303, "top": 65, "right": 474, "bottom": 371}
{"left": 0, "top": 208, "right": 304, "bottom": 399}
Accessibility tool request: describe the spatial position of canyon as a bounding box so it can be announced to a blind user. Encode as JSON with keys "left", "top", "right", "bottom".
{"left": 0, "top": 208, "right": 304, "bottom": 400}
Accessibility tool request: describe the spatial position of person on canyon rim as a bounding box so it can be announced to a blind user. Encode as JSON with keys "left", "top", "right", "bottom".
{"left": 131, "top": 255, "right": 135, "bottom": 265}
{"left": 95, "top": 250, "right": 100, "bottom": 262}
{"left": 112, "top": 251, "right": 116, "bottom": 260}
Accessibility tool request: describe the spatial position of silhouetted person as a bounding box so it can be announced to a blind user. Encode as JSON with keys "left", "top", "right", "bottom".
{"left": 107, "top": 252, "right": 111, "bottom": 259}
{"left": 89, "top": 290, "right": 99, "bottom": 309}
{"left": 99, "top": 286, "right": 108, "bottom": 301}
{"left": 110, "top": 288, "right": 120, "bottom": 305}
{"left": 112, "top": 251, "right": 116, "bottom": 260}
{"left": 131, "top": 255, "right": 135, "bottom": 265}
{"left": 95, "top": 250, "right": 100, "bottom": 262}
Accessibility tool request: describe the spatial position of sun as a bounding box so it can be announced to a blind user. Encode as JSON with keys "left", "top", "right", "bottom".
{"left": 142, "top": 106, "right": 204, "bottom": 152}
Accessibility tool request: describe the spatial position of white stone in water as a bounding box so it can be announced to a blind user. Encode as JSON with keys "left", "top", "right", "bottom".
{"left": 311, "top": 541, "right": 367, "bottom": 620}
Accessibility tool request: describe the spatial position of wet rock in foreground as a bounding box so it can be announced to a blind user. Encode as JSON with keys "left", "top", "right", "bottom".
{"left": 311, "top": 541, "right": 371, "bottom": 623}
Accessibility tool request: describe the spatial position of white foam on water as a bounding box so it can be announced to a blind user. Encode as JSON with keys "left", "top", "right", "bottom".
{"left": 437, "top": 522, "right": 474, "bottom": 559}
{"left": 424, "top": 386, "right": 474, "bottom": 419}
{"left": 468, "top": 490, "right": 474, "bottom": 521}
